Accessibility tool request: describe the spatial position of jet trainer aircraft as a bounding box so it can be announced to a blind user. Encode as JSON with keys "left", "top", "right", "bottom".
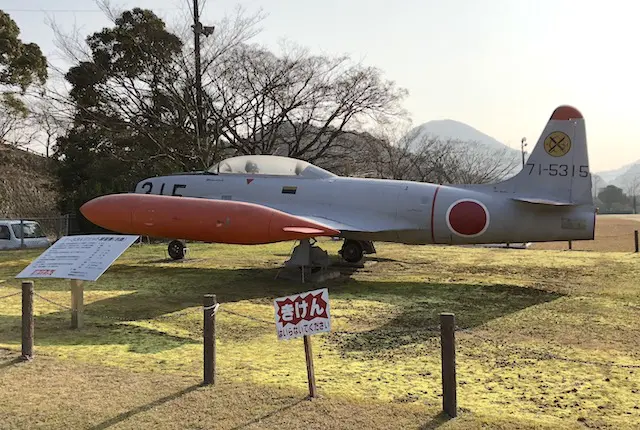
{"left": 80, "top": 105, "right": 596, "bottom": 264}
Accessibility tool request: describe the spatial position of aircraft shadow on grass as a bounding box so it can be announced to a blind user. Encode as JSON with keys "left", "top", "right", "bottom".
{"left": 0, "top": 265, "right": 316, "bottom": 353}
{"left": 0, "top": 262, "right": 563, "bottom": 355}
{"left": 325, "top": 281, "right": 564, "bottom": 354}
{"left": 0, "top": 313, "right": 199, "bottom": 354}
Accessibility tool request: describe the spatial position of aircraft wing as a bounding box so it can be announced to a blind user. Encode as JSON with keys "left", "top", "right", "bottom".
{"left": 511, "top": 197, "right": 577, "bottom": 206}
{"left": 296, "top": 215, "right": 386, "bottom": 233}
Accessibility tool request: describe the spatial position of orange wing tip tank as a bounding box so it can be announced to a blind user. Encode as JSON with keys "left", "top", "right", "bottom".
{"left": 80, "top": 194, "right": 340, "bottom": 244}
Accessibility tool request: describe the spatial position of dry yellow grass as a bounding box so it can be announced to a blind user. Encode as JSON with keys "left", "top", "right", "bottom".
{"left": 532, "top": 214, "right": 640, "bottom": 252}
{"left": 0, "top": 235, "right": 639, "bottom": 429}
{"left": 0, "top": 349, "right": 452, "bottom": 430}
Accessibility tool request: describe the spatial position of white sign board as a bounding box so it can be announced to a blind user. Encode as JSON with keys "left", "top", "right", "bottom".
{"left": 273, "top": 288, "right": 331, "bottom": 340}
{"left": 15, "top": 234, "right": 139, "bottom": 282}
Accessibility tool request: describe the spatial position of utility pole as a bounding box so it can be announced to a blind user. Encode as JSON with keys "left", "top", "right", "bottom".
{"left": 192, "top": 0, "right": 214, "bottom": 153}
{"left": 520, "top": 137, "right": 527, "bottom": 168}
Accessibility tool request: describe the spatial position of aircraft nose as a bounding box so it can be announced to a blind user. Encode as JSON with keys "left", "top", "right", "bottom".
{"left": 80, "top": 194, "right": 140, "bottom": 233}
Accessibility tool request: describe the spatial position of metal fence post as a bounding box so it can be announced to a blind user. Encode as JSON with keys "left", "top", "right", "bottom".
{"left": 19, "top": 219, "right": 24, "bottom": 249}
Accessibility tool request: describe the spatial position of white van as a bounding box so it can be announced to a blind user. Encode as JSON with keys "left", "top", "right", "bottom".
{"left": 0, "top": 220, "right": 51, "bottom": 250}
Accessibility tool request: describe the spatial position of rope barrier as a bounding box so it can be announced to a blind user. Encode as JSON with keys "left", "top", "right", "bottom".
{"left": 203, "top": 303, "right": 219, "bottom": 313}
{"left": 11, "top": 291, "right": 640, "bottom": 370}
{"left": 331, "top": 326, "right": 442, "bottom": 336}
{"left": 33, "top": 292, "right": 72, "bottom": 310}
{"left": 218, "top": 307, "right": 273, "bottom": 325}
{"left": 153, "top": 307, "right": 201, "bottom": 320}
{"left": 80, "top": 307, "right": 202, "bottom": 322}
{"left": 29, "top": 292, "right": 205, "bottom": 322}
{"left": 0, "top": 291, "right": 20, "bottom": 300}
{"left": 7, "top": 290, "right": 640, "bottom": 371}
{"left": 595, "top": 234, "right": 634, "bottom": 238}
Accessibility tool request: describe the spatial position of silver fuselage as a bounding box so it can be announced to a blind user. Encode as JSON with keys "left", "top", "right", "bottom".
{"left": 133, "top": 173, "right": 596, "bottom": 245}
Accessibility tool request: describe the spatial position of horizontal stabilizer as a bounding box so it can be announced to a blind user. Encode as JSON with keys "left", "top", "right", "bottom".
{"left": 511, "top": 197, "right": 577, "bottom": 206}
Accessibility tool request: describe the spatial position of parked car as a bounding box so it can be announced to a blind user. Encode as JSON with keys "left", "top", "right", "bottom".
{"left": 0, "top": 220, "right": 51, "bottom": 250}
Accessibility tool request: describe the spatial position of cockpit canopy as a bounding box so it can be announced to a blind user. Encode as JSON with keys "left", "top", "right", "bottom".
{"left": 207, "top": 155, "right": 337, "bottom": 179}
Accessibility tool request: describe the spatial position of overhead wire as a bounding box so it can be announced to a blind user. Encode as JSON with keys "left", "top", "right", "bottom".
{"left": 2, "top": 8, "right": 181, "bottom": 13}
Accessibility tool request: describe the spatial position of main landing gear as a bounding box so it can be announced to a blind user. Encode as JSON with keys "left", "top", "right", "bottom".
{"left": 285, "top": 238, "right": 377, "bottom": 265}
{"left": 339, "top": 239, "right": 376, "bottom": 264}
{"left": 165, "top": 237, "right": 376, "bottom": 264}
{"left": 277, "top": 238, "right": 377, "bottom": 282}
{"left": 168, "top": 239, "right": 187, "bottom": 260}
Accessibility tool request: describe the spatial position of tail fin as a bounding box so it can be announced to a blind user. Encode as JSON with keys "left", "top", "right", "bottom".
{"left": 498, "top": 105, "right": 592, "bottom": 206}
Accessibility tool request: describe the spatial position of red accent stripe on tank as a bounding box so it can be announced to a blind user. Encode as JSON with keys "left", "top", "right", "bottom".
{"left": 430, "top": 185, "right": 441, "bottom": 244}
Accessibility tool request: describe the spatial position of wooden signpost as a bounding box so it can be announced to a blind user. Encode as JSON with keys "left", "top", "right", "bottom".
{"left": 15, "top": 234, "right": 139, "bottom": 329}
{"left": 440, "top": 313, "right": 457, "bottom": 418}
{"left": 203, "top": 294, "right": 218, "bottom": 386}
{"left": 21, "top": 281, "right": 34, "bottom": 361}
{"left": 273, "top": 288, "right": 331, "bottom": 399}
{"left": 70, "top": 279, "right": 84, "bottom": 329}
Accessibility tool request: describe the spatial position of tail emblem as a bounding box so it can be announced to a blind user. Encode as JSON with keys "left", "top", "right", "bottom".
{"left": 544, "top": 131, "right": 572, "bottom": 157}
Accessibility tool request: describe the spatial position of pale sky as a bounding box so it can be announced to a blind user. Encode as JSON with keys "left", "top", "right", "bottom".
{"left": 4, "top": 0, "right": 639, "bottom": 173}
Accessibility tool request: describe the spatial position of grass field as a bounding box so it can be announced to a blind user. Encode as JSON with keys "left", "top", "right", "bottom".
{"left": 532, "top": 214, "right": 640, "bottom": 252}
{"left": 1, "top": 217, "right": 640, "bottom": 429}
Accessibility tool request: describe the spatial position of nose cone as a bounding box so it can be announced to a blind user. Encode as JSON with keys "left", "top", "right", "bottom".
{"left": 80, "top": 194, "right": 140, "bottom": 233}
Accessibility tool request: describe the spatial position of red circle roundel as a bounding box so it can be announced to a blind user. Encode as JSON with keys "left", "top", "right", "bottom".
{"left": 445, "top": 199, "right": 489, "bottom": 237}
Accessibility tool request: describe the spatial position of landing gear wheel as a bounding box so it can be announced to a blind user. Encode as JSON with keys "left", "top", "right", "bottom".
{"left": 340, "top": 240, "right": 364, "bottom": 264}
{"left": 168, "top": 240, "right": 186, "bottom": 260}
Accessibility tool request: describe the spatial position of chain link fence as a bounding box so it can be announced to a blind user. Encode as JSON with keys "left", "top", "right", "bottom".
{"left": 0, "top": 213, "right": 159, "bottom": 247}
{"left": 0, "top": 213, "right": 77, "bottom": 243}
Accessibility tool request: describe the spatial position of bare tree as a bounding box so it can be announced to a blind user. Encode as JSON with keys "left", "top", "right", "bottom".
{"left": 439, "top": 141, "right": 520, "bottom": 184}
{"left": 0, "top": 107, "right": 29, "bottom": 146}
{"left": 46, "top": 3, "right": 408, "bottom": 174}
{"left": 25, "top": 96, "right": 71, "bottom": 157}
{"left": 362, "top": 119, "right": 424, "bottom": 179}
{"left": 202, "top": 41, "right": 408, "bottom": 167}
{"left": 592, "top": 175, "right": 602, "bottom": 202}
{"left": 361, "top": 121, "right": 519, "bottom": 185}
{"left": 624, "top": 174, "right": 640, "bottom": 214}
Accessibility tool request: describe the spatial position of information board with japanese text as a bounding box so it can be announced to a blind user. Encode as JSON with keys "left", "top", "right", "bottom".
{"left": 273, "top": 288, "right": 331, "bottom": 340}
{"left": 15, "top": 234, "right": 139, "bottom": 282}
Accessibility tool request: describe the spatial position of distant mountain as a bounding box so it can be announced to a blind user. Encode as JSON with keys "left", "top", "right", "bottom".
{"left": 401, "top": 119, "right": 521, "bottom": 179}
{"left": 596, "top": 161, "right": 640, "bottom": 184}
{"left": 402, "top": 120, "right": 630, "bottom": 193}
{"left": 608, "top": 164, "right": 640, "bottom": 192}
{"left": 590, "top": 159, "right": 640, "bottom": 195}
{"left": 404, "top": 119, "right": 520, "bottom": 155}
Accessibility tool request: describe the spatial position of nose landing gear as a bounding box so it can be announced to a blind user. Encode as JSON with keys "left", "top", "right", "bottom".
{"left": 168, "top": 239, "right": 187, "bottom": 260}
